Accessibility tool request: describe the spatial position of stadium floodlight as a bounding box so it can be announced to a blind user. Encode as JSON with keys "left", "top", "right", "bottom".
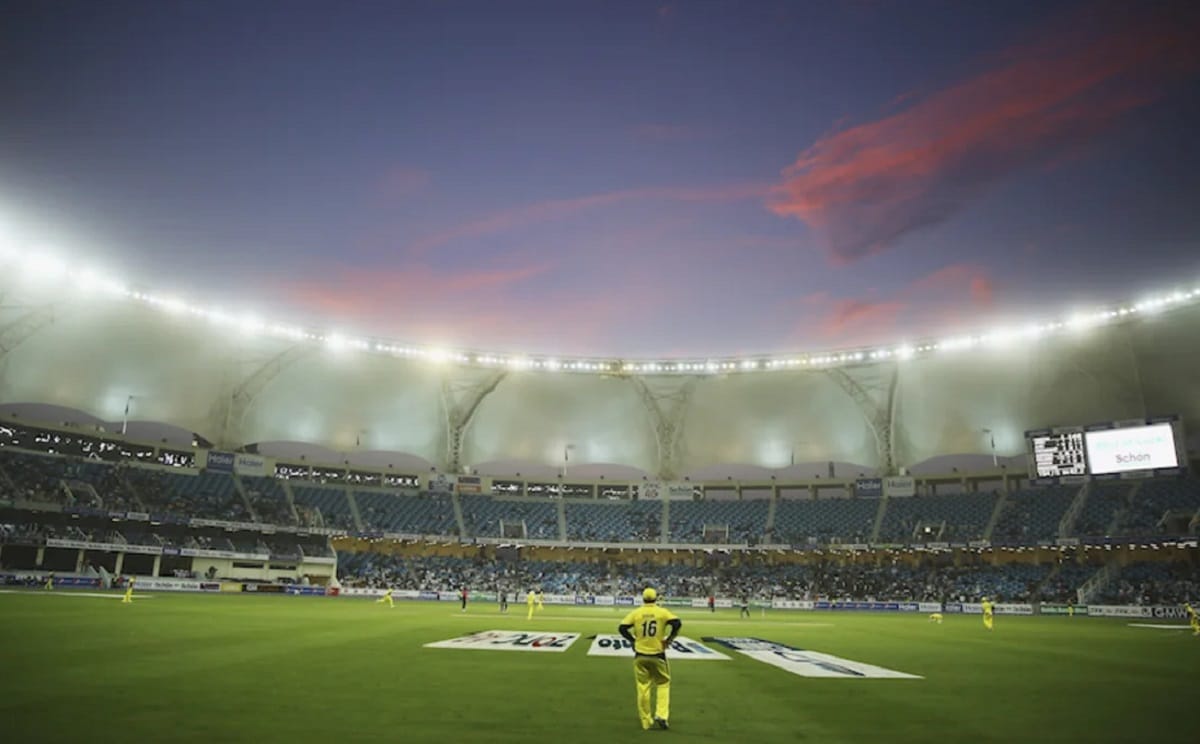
{"left": 325, "top": 333, "right": 348, "bottom": 351}
{"left": 1066, "top": 312, "right": 1098, "bottom": 332}
{"left": 237, "top": 314, "right": 265, "bottom": 336}
{"left": 544, "top": 358, "right": 561, "bottom": 371}
{"left": 271, "top": 324, "right": 305, "bottom": 341}
{"left": 22, "top": 252, "right": 67, "bottom": 282}
{"left": 152, "top": 295, "right": 189, "bottom": 315}
{"left": 71, "top": 267, "right": 121, "bottom": 296}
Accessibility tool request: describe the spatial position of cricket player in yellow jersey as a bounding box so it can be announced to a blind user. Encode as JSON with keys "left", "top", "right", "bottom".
{"left": 618, "top": 588, "right": 682, "bottom": 731}
{"left": 44, "top": 571, "right": 54, "bottom": 591}
{"left": 526, "top": 589, "right": 537, "bottom": 620}
{"left": 1185, "top": 602, "right": 1199, "bottom": 636}
{"left": 122, "top": 576, "right": 135, "bottom": 604}
{"left": 981, "top": 597, "right": 995, "bottom": 631}
{"left": 536, "top": 589, "right": 545, "bottom": 612}
{"left": 377, "top": 588, "right": 394, "bottom": 608}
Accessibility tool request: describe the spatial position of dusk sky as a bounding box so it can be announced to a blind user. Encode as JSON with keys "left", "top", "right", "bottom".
{"left": 2, "top": 0, "right": 1198, "bottom": 357}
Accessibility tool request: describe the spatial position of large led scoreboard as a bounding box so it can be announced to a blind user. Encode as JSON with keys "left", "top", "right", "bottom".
{"left": 1026, "top": 416, "right": 1185, "bottom": 481}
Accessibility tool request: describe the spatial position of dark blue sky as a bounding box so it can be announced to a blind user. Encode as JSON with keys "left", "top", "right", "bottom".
{"left": 2, "top": 0, "right": 1197, "bottom": 356}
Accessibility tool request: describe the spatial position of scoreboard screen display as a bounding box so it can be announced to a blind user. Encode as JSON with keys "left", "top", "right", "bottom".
{"left": 1030, "top": 431, "right": 1087, "bottom": 477}
{"left": 1084, "top": 423, "right": 1178, "bottom": 475}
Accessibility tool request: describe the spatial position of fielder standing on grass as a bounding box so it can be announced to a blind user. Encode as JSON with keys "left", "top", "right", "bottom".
{"left": 121, "top": 576, "right": 135, "bottom": 604}
{"left": 618, "top": 587, "right": 682, "bottom": 731}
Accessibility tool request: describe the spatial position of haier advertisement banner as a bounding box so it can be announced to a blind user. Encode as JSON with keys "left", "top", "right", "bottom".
{"left": 638, "top": 481, "right": 695, "bottom": 501}
{"left": 884, "top": 476, "right": 916, "bottom": 497}
{"left": 855, "top": 478, "right": 883, "bottom": 497}
{"left": 199, "top": 450, "right": 269, "bottom": 476}
{"left": 233, "top": 453, "right": 269, "bottom": 476}
{"left": 203, "top": 450, "right": 235, "bottom": 473}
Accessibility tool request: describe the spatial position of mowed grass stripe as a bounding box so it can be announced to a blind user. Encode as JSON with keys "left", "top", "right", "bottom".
{"left": 0, "top": 593, "right": 1193, "bottom": 744}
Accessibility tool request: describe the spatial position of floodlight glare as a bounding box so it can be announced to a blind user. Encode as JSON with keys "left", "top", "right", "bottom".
{"left": 156, "top": 295, "right": 189, "bottom": 315}
{"left": 22, "top": 252, "right": 67, "bottom": 282}
{"left": 238, "top": 315, "right": 265, "bottom": 336}
{"left": 325, "top": 333, "right": 348, "bottom": 351}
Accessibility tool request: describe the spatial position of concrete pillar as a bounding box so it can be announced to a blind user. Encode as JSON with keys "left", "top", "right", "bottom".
{"left": 75, "top": 550, "right": 85, "bottom": 572}
{"left": 152, "top": 554, "right": 161, "bottom": 577}
{"left": 114, "top": 552, "right": 124, "bottom": 576}
{"left": 35, "top": 546, "right": 45, "bottom": 567}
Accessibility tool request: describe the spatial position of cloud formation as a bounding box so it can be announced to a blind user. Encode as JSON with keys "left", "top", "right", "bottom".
{"left": 769, "top": 8, "right": 1200, "bottom": 264}
{"left": 632, "top": 123, "right": 711, "bottom": 142}
{"left": 796, "top": 263, "right": 995, "bottom": 342}
{"left": 274, "top": 260, "right": 670, "bottom": 354}
{"left": 376, "top": 167, "right": 430, "bottom": 203}
{"left": 407, "top": 181, "right": 769, "bottom": 256}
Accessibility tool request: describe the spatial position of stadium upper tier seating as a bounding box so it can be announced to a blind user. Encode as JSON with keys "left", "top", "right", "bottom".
{"left": 876, "top": 491, "right": 999, "bottom": 543}
{"left": 1118, "top": 478, "right": 1200, "bottom": 536}
{"left": 1075, "top": 481, "right": 1133, "bottom": 537}
{"left": 240, "top": 476, "right": 296, "bottom": 526}
{"left": 564, "top": 500, "right": 659, "bottom": 542}
{"left": 668, "top": 498, "right": 770, "bottom": 544}
{"left": 459, "top": 495, "right": 559, "bottom": 539}
{"left": 991, "top": 485, "right": 1079, "bottom": 543}
{"left": 122, "top": 466, "right": 250, "bottom": 522}
{"left": 355, "top": 490, "right": 457, "bottom": 535}
{"left": 3, "top": 447, "right": 1197, "bottom": 550}
{"left": 290, "top": 485, "right": 357, "bottom": 531}
{"left": 772, "top": 497, "right": 877, "bottom": 545}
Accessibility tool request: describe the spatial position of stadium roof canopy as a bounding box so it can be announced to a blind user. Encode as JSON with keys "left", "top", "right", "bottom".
{"left": 1, "top": 246, "right": 1198, "bottom": 479}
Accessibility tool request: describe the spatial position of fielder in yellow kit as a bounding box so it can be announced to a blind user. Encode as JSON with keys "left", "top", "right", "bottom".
{"left": 618, "top": 588, "right": 682, "bottom": 731}
{"left": 526, "top": 589, "right": 537, "bottom": 620}
{"left": 377, "top": 588, "right": 394, "bottom": 608}
{"left": 1185, "top": 602, "right": 1199, "bottom": 636}
{"left": 122, "top": 576, "right": 135, "bottom": 604}
{"left": 981, "top": 597, "right": 995, "bottom": 631}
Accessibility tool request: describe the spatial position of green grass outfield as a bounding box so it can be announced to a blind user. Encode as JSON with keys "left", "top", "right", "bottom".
{"left": 0, "top": 590, "right": 1194, "bottom": 743}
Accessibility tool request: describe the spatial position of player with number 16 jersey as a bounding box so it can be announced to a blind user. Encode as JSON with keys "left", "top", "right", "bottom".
{"left": 618, "top": 588, "right": 682, "bottom": 730}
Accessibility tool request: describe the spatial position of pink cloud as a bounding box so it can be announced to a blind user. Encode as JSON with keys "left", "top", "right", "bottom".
{"left": 792, "top": 263, "right": 996, "bottom": 344}
{"left": 768, "top": 8, "right": 1200, "bottom": 264}
{"left": 273, "top": 261, "right": 670, "bottom": 354}
{"left": 633, "top": 123, "right": 710, "bottom": 142}
{"left": 819, "top": 298, "right": 905, "bottom": 338}
{"left": 376, "top": 167, "right": 430, "bottom": 203}
{"left": 407, "top": 181, "right": 770, "bottom": 255}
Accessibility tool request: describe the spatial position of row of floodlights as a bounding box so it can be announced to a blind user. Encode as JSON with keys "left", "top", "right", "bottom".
{"left": 1, "top": 244, "right": 1198, "bottom": 375}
